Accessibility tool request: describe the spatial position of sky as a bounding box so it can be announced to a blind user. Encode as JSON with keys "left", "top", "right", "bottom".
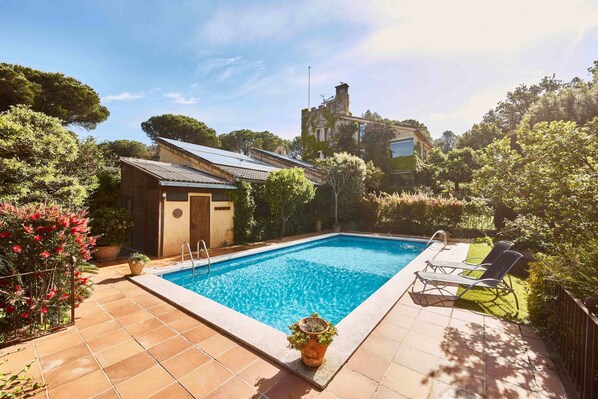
{"left": 1, "top": 0, "right": 597, "bottom": 144}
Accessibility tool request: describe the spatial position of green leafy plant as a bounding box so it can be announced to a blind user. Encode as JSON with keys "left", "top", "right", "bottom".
{"left": 264, "top": 168, "right": 315, "bottom": 238}
{"left": 90, "top": 208, "right": 133, "bottom": 246}
{"left": 0, "top": 106, "right": 88, "bottom": 207}
{"left": 372, "top": 192, "right": 464, "bottom": 235}
{"left": 0, "top": 349, "right": 44, "bottom": 398}
{"left": 317, "top": 152, "right": 366, "bottom": 226}
{"left": 287, "top": 312, "right": 337, "bottom": 350}
{"left": 229, "top": 181, "right": 257, "bottom": 244}
{"left": 128, "top": 252, "right": 149, "bottom": 264}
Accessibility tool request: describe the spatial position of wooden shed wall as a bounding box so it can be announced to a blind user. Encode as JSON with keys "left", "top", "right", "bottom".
{"left": 120, "top": 164, "right": 161, "bottom": 256}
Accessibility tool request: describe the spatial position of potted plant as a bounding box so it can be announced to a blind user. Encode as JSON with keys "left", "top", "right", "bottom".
{"left": 333, "top": 224, "right": 341, "bottom": 233}
{"left": 128, "top": 252, "right": 150, "bottom": 275}
{"left": 90, "top": 208, "right": 134, "bottom": 262}
{"left": 287, "top": 313, "right": 337, "bottom": 367}
{"left": 199, "top": 247, "right": 211, "bottom": 259}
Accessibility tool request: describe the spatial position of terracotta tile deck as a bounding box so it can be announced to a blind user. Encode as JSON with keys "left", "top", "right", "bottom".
{"left": 1, "top": 234, "right": 567, "bottom": 399}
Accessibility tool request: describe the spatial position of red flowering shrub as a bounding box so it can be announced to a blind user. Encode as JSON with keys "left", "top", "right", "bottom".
{"left": 0, "top": 203, "right": 96, "bottom": 338}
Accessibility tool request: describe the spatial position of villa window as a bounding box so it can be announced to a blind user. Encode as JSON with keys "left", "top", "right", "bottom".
{"left": 389, "top": 138, "right": 414, "bottom": 158}
{"left": 359, "top": 123, "right": 366, "bottom": 141}
{"left": 325, "top": 128, "right": 331, "bottom": 141}
{"left": 316, "top": 129, "right": 321, "bottom": 142}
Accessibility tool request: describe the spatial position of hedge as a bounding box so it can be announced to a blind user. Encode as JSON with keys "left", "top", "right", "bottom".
{"left": 360, "top": 192, "right": 464, "bottom": 235}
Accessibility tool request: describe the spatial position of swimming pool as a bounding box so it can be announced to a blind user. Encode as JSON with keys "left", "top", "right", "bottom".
{"left": 162, "top": 235, "right": 426, "bottom": 332}
{"left": 133, "top": 233, "right": 443, "bottom": 387}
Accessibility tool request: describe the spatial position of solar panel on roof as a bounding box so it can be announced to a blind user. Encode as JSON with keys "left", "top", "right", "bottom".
{"left": 160, "top": 137, "right": 279, "bottom": 173}
{"left": 254, "top": 148, "right": 315, "bottom": 168}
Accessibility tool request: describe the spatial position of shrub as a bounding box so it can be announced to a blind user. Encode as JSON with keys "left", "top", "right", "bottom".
{"left": 229, "top": 181, "right": 257, "bottom": 244}
{"left": 128, "top": 252, "right": 150, "bottom": 264}
{"left": 498, "top": 214, "right": 554, "bottom": 253}
{"left": 460, "top": 198, "right": 494, "bottom": 230}
{"left": 89, "top": 208, "right": 133, "bottom": 246}
{"left": 373, "top": 192, "right": 464, "bottom": 235}
{"left": 528, "top": 240, "right": 598, "bottom": 328}
{"left": 357, "top": 193, "right": 382, "bottom": 231}
{"left": 264, "top": 168, "right": 315, "bottom": 238}
{"left": 287, "top": 313, "right": 337, "bottom": 350}
{"left": 87, "top": 169, "right": 120, "bottom": 210}
{"left": 0, "top": 203, "right": 96, "bottom": 338}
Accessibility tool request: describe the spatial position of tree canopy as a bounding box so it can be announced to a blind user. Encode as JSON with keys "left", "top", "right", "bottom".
{"left": 264, "top": 168, "right": 315, "bottom": 238}
{"left": 361, "top": 110, "right": 433, "bottom": 143}
{"left": 0, "top": 106, "right": 87, "bottom": 206}
{"left": 435, "top": 130, "right": 457, "bottom": 153}
{"left": 0, "top": 63, "right": 109, "bottom": 130}
{"left": 481, "top": 75, "right": 566, "bottom": 134}
{"left": 317, "top": 153, "right": 366, "bottom": 226}
{"left": 98, "top": 139, "right": 157, "bottom": 166}
{"left": 333, "top": 122, "right": 359, "bottom": 155}
{"left": 441, "top": 147, "right": 480, "bottom": 192}
{"left": 219, "top": 129, "right": 289, "bottom": 155}
{"left": 474, "top": 118, "right": 598, "bottom": 250}
{"left": 141, "top": 114, "right": 221, "bottom": 147}
{"left": 524, "top": 71, "right": 598, "bottom": 127}
{"left": 455, "top": 122, "right": 503, "bottom": 150}
{"left": 288, "top": 136, "right": 302, "bottom": 159}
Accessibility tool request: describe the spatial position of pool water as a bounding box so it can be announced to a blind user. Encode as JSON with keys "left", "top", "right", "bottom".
{"left": 162, "top": 235, "right": 425, "bottom": 332}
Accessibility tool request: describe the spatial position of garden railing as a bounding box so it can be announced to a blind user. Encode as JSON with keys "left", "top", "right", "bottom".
{"left": 548, "top": 284, "right": 598, "bottom": 399}
{"left": 0, "top": 264, "right": 76, "bottom": 348}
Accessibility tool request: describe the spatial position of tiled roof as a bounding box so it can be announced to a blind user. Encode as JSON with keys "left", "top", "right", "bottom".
{"left": 121, "top": 158, "right": 234, "bottom": 186}
{"left": 215, "top": 165, "right": 270, "bottom": 182}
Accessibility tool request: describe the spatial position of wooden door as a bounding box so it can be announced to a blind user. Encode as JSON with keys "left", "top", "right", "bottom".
{"left": 190, "top": 196, "right": 210, "bottom": 248}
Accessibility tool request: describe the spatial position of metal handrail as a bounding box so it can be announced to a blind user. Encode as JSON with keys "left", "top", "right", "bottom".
{"left": 198, "top": 240, "right": 211, "bottom": 273}
{"left": 181, "top": 242, "right": 196, "bottom": 273}
{"left": 426, "top": 230, "right": 448, "bottom": 248}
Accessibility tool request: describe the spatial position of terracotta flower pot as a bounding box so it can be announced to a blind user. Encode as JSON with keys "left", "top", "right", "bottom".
{"left": 94, "top": 245, "right": 121, "bottom": 262}
{"left": 298, "top": 317, "right": 330, "bottom": 367}
{"left": 333, "top": 225, "right": 341, "bottom": 233}
{"left": 199, "top": 251, "right": 210, "bottom": 259}
{"left": 128, "top": 261, "right": 147, "bottom": 276}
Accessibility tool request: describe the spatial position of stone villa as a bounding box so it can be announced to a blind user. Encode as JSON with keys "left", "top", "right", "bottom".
{"left": 301, "top": 83, "right": 432, "bottom": 186}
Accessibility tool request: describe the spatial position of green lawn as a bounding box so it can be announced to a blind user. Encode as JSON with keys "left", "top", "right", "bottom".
{"left": 454, "top": 243, "right": 529, "bottom": 322}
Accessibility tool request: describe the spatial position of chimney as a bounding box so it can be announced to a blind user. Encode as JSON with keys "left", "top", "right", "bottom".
{"left": 335, "top": 82, "right": 350, "bottom": 116}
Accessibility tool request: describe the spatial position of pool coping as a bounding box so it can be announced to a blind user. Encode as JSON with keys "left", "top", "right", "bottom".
{"left": 129, "top": 232, "right": 444, "bottom": 388}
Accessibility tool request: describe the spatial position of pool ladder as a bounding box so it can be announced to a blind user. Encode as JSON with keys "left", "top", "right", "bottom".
{"left": 181, "top": 240, "right": 211, "bottom": 275}
{"left": 426, "top": 230, "right": 448, "bottom": 249}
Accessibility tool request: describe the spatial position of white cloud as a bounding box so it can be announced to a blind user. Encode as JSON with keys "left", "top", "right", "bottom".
{"left": 347, "top": 0, "right": 598, "bottom": 59}
{"left": 428, "top": 86, "right": 509, "bottom": 127}
{"left": 164, "top": 92, "right": 199, "bottom": 105}
{"left": 202, "top": 4, "right": 315, "bottom": 44}
{"left": 102, "top": 92, "right": 144, "bottom": 102}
